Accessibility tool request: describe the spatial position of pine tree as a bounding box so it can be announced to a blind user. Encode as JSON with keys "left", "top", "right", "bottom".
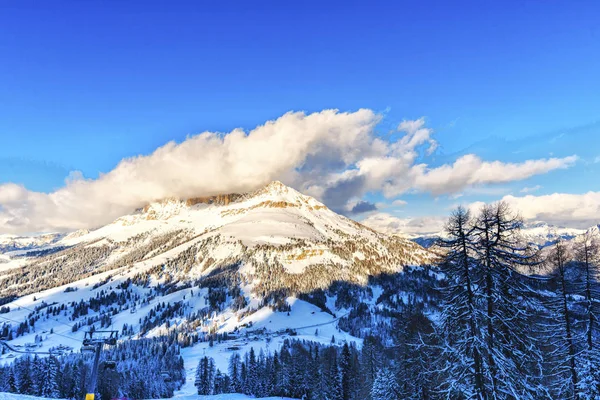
{"left": 31, "top": 355, "right": 44, "bottom": 396}
{"left": 545, "top": 237, "right": 580, "bottom": 399}
{"left": 323, "top": 347, "right": 343, "bottom": 400}
{"left": 270, "top": 351, "right": 281, "bottom": 396}
{"left": 471, "top": 202, "right": 544, "bottom": 398}
{"left": 359, "top": 336, "right": 382, "bottom": 400}
{"left": 195, "top": 356, "right": 215, "bottom": 395}
{"left": 246, "top": 347, "right": 258, "bottom": 396}
{"left": 213, "top": 369, "right": 228, "bottom": 394}
{"left": 41, "top": 356, "right": 60, "bottom": 399}
{"left": 228, "top": 353, "right": 242, "bottom": 393}
{"left": 194, "top": 358, "right": 202, "bottom": 393}
{"left": 7, "top": 367, "right": 17, "bottom": 393}
{"left": 15, "top": 356, "right": 33, "bottom": 395}
{"left": 434, "top": 206, "right": 487, "bottom": 398}
{"left": 340, "top": 343, "right": 352, "bottom": 400}
{"left": 574, "top": 230, "right": 600, "bottom": 399}
{"left": 371, "top": 368, "right": 400, "bottom": 400}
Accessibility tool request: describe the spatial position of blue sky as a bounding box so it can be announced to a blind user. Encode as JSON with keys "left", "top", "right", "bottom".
{"left": 1, "top": 1, "right": 599, "bottom": 234}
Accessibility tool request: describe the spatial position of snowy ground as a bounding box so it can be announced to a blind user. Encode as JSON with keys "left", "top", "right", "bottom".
{"left": 0, "top": 394, "right": 59, "bottom": 400}
{"left": 0, "top": 182, "right": 372, "bottom": 400}
{"left": 183, "top": 395, "right": 295, "bottom": 400}
{"left": 0, "top": 393, "right": 296, "bottom": 400}
{"left": 175, "top": 296, "right": 358, "bottom": 396}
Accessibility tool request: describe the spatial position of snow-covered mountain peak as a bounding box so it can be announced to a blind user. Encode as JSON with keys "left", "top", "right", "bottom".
{"left": 120, "top": 181, "right": 319, "bottom": 224}
{"left": 252, "top": 180, "right": 295, "bottom": 197}
{"left": 0, "top": 181, "right": 434, "bottom": 387}
{"left": 3, "top": 180, "right": 432, "bottom": 299}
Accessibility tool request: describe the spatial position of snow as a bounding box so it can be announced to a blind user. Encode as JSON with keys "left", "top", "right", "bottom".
{"left": 174, "top": 297, "right": 359, "bottom": 396}
{"left": 193, "top": 395, "right": 296, "bottom": 400}
{"left": 0, "top": 182, "right": 402, "bottom": 392}
{"left": 0, "top": 393, "right": 297, "bottom": 400}
{"left": 0, "top": 394, "right": 65, "bottom": 400}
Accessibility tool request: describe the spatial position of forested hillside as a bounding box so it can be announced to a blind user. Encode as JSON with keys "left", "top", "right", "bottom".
{"left": 0, "top": 186, "right": 598, "bottom": 399}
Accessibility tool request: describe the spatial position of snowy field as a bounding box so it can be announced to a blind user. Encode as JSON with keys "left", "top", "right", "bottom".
{"left": 188, "top": 395, "right": 295, "bottom": 400}
{"left": 0, "top": 393, "right": 297, "bottom": 400}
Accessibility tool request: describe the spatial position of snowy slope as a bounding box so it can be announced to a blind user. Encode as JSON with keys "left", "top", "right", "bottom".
{"left": 0, "top": 393, "right": 297, "bottom": 400}
{"left": 0, "top": 181, "right": 431, "bottom": 300}
{"left": 0, "top": 394, "right": 64, "bottom": 400}
{"left": 0, "top": 181, "right": 431, "bottom": 390}
{"left": 193, "top": 395, "right": 296, "bottom": 400}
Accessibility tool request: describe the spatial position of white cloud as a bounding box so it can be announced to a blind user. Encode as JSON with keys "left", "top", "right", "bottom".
{"left": 469, "top": 192, "right": 600, "bottom": 229}
{"left": 392, "top": 199, "right": 407, "bottom": 206}
{"left": 450, "top": 185, "right": 513, "bottom": 200}
{"left": 0, "top": 109, "right": 580, "bottom": 233}
{"left": 360, "top": 212, "right": 446, "bottom": 236}
{"left": 410, "top": 154, "right": 576, "bottom": 195}
{"left": 309, "top": 119, "right": 575, "bottom": 209}
{"left": 520, "top": 185, "right": 542, "bottom": 193}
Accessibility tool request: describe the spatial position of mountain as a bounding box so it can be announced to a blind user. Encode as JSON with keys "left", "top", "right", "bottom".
{"left": 410, "top": 221, "right": 593, "bottom": 249}
{"left": 0, "top": 233, "right": 64, "bottom": 254}
{"left": 0, "top": 181, "right": 431, "bottom": 298}
{"left": 0, "top": 181, "right": 435, "bottom": 392}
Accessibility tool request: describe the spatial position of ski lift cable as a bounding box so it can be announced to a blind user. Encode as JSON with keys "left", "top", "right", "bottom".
{"left": 0, "top": 314, "right": 83, "bottom": 344}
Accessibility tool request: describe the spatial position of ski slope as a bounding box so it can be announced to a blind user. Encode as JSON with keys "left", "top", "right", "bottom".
{"left": 0, "top": 181, "right": 429, "bottom": 395}
{"left": 0, "top": 393, "right": 297, "bottom": 400}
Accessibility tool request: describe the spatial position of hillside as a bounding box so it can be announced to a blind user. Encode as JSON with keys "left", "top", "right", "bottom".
{"left": 0, "top": 181, "right": 436, "bottom": 397}
{"left": 0, "top": 181, "right": 431, "bottom": 300}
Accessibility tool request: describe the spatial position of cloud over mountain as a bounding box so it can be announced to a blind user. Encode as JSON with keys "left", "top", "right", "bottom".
{"left": 361, "top": 213, "right": 447, "bottom": 236}
{"left": 0, "top": 109, "right": 578, "bottom": 233}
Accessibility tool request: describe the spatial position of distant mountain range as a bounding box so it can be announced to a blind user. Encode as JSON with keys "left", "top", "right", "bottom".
{"left": 410, "top": 221, "right": 599, "bottom": 249}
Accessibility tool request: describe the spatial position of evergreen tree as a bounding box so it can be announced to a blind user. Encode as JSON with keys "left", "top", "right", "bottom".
{"left": 323, "top": 347, "right": 343, "bottom": 400}
{"left": 434, "top": 206, "right": 487, "bottom": 398}
{"left": 194, "top": 356, "right": 214, "bottom": 395}
{"left": 31, "top": 355, "right": 44, "bottom": 396}
{"left": 340, "top": 343, "right": 352, "bottom": 400}
{"left": 41, "top": 356, "right": 60, "bottom": 399}
{"left": 472, "top": 202, "right": 543, "bottom": 398}
{"left": 245, "top": 347, "right": 257, "bottom": 395}
{"left": 7, "top": 368, "right": 17, "bottom": 393}
{"left": 546, "top": 237, "right": 579, "bottom": 399}
{"left": 15, "top": 356, "right": 33, "bottom": 395}
{"left": 371, "top": 368, "right": 400, "bottom": 400}
{"left": 574, "top": 231, "right": 600, "bottom": 399}
{"left": 228, "top": 352, "right": 242, "bottom": 393}
{"left": 359, "top": 336, "right": 382, "bottom": 400}
{"left": 271, "top": 350, "right": 282, "bottom": 396}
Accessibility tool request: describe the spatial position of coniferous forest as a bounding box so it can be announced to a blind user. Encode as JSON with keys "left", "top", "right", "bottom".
{"left": 191, "top": 203, "right": 600, "bottom": 400}
{"left": 0, "top": 337, "right": 185, "bottom": 400}
{"left": 0, "top": 203, "right": 599, "bottom": 399}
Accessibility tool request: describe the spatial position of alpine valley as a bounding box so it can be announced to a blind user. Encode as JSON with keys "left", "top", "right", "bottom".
{"left": 0, "top": 182, "right": 438, "bottom": 398}
{"left": 2, "top": 182, "right": 600, "bottom": 400}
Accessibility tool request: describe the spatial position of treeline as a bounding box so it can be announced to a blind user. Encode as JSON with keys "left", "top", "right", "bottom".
{"left": 427, "top": 204, "right": 600, "bottom": 399}
{"left": 195, "top": 203, "right": 600, "bottom": 399}
{"left": 194, "top": 337, "right": 401, "bottom": 400}
{"left": 0, "top": 337, "right": 185, "bottom": 400}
